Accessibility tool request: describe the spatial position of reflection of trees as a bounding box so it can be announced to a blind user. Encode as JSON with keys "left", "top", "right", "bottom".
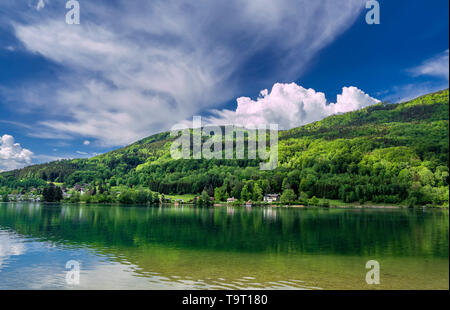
{"left": 0, "top": 203, "right": 448, "bottom": 258}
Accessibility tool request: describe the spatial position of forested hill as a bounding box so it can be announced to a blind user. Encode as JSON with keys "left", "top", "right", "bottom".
{"left": 1, "top": 89, "right": 449, "bottom": 206}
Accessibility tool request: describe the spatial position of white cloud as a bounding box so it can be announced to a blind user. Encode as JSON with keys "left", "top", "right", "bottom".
{"left": 8, "top": 0, "right": 366, "bottom": 147}
{"left": 75, "top": 151, "right": 88, "bottom": 155}
{"left": 204, "top": 83, "right": 380, "bottom": 128}
{"left": 36, "top": 0, "right": 48, "bottom": 11}
{"left": 33, "top": 154, "right": 71, "bottom": 163}
{"left": 410, "top": 50, "right": 449, "bottom": 80}
{"left": 332, "top": 86, "right": 381, "bottom": 113}
{"left": 0, "top": 134, "right": 34, "bottom": 171}
{"left": 381, "top": 51, "right": 450, "bottom": 103}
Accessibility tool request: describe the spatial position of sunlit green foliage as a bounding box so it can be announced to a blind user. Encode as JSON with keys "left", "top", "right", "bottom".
{"left": 1, "top": 89, "right": 448, "bottom": 206}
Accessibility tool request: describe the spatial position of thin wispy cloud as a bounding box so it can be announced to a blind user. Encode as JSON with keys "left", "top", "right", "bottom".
{"left": 4, "top": 0, "right": 366, "bottom": 147}
{"left": 0, "top": 120, "right": 32, "bottom": 129}
{"left": 410, "top": 49, "right": 449, "bottom": 80}
{"left": 36, "top": 0, "right": 48, "bottom": 11}
{"left": 383, "top": 82, "right": 449, "bottom": 103}
{"left": 382, "top": 50, "right": 450, "bottom": 103}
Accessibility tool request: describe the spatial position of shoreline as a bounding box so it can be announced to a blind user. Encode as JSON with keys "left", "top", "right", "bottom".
{"left": 212, "top": 203, "right": 427, "bottom": 209}
{"left": 1, "top": 201, "right": 448, "bottom": 209}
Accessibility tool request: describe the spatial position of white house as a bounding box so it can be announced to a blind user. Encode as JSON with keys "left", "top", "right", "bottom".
{"left": 263, "top": 194, "right": 280, "bottom": 203}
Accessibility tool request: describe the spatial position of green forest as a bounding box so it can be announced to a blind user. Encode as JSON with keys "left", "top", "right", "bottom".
{"left": 1, "top": 89, "right": 449, "bottom": 207}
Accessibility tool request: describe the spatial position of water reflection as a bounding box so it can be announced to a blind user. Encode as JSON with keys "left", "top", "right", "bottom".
{"left": 0, "top": 203, "right": 448, "bottom": 290}
{"left": 0, "top": 230, "right": 26, "bottom": 270}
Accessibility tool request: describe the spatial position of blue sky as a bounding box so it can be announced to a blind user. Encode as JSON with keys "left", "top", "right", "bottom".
{"left": 0, "top": 0, "right": 448, "bottom": 171}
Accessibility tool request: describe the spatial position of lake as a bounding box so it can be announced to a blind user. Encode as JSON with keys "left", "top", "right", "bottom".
{"left": 0, "top": 203, "right": 448, "bottom": 290}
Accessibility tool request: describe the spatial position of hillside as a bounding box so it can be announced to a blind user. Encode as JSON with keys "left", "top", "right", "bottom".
{"left": 1, "top": 89, "right": 449, "bottom": 206}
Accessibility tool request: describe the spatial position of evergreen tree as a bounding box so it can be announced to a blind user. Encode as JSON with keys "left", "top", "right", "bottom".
{"left": 55, "top": 186, "right": 63, "bottom": 202}
{"left": 43, "top": 184, "right": 56, "bottom": 202}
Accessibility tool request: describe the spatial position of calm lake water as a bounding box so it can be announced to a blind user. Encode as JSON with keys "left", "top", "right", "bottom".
{"left": 0, "top": 203, "right": 448, "bottom": 290}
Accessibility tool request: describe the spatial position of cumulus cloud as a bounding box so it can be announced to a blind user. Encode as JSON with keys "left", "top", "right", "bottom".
{"left": 0, "top": 134, "right": 34, "bottom": 171}
{"left": 204, "top": 83, "right": 380, "bottom": 128}
{"left": 411, "top": 50, "right": 449, "bottom": 80}
{"left": 6, "top": 0, "right": 366, "bottom": 147}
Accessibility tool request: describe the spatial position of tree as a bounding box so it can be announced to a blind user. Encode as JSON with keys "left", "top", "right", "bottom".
{"left": 214, "top": 187, "right": 224, "bottom": 202}
{"left": 135, "top": 189, "right": 149, "bottom": 204}
{"left": 281, "top": 189, "right": 296, "bottom": 203}
{"left": 259, "top": 179, "right": 270, "bottom": 195}
{"left": 43, "top": 183, "right": 63, "bottom": 202}
{"left": 119, "top": 190, "right": 134, "bottom": 204}
{"left": 69, "top": 191, "right": 81, "bottom": 203}
{"left": 206, "top": 185, "right": 214, "bottom": 197}
{"left": 81, "top": 193, "right": 92, "bottom": 203}
{"left": 198, "top": 190, "right": 212, "bottom": 206}
{"left": 1, "top": 193, "right": 9, "bottom": 202}
{"left": 43, "top": 184, "right": 55, "bottom": 202}
{"left": 152, "top": 192, "right": 160, "bottom": 204}
{"left": 240, "top": 184, "right": 249, "bottom": 201}
{"left": 282, "top": 177, "right": 291, "bottom": 191}
{"left": 309, "top": 196, "right": 320, "bottom": 206}
{"left": 298, "top": 191, "right": 309, "bottom": 201}
{"left": 419, "top": 167, "right": 435, "bottom": 186}
{"left": 55, "top": 186, "right": 63, "bottom": 202}
{"left": 253, "top": 183, "right": 263, "bottom": 202}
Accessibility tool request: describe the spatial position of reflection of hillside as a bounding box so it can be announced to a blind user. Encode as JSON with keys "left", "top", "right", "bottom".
{"left": 0, "top": 203, "right": 447, "bottom": 258}
{"left": 0, "top": 203, "right": 448, "bottom": 289}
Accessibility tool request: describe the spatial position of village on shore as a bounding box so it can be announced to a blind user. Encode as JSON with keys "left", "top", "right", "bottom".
{"left": 0, "top": 182, "right": 285, "bottom": 207}
{"left": 1, "top": 182, "right": 415, "bottom": 209}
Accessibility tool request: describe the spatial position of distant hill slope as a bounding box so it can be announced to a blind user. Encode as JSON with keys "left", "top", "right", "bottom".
{"left": 1, "top": 89, "right": 449, "bottom": 206}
